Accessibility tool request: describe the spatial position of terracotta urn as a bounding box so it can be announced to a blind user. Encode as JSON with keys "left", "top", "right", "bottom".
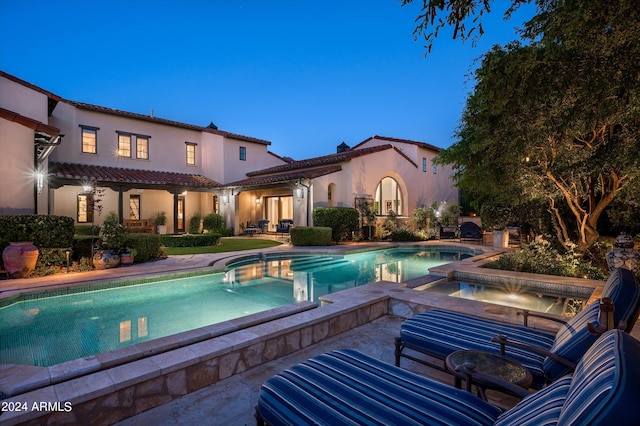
{"left": 2, "top": 242, "right": 39, "bottom": 278}
{"left": 93, "top": 249, "right": 121, "bottom": 270}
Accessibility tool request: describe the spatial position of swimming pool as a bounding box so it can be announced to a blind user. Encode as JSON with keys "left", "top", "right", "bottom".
{"left": 1, "top": 246, "right": 476, "bottom": 367}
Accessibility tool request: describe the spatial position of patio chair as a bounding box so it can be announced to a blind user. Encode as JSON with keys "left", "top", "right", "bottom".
{"left": 395, "top": 267, "right": 640, "bottom": 388}
{"left": 256, "top": 329, "right": 640, "bottom": 426}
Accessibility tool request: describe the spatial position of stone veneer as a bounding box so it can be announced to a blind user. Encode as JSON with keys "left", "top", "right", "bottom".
{"left": 0, "top": 281, "right": 393, "bottom": 425}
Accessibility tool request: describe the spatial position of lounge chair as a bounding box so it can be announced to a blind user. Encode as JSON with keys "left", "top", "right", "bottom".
{"left": 459, "top": 221, "right": 482, "bottom": 242}
{"left": 256, "top": 329, "right": 640, "bottom": 426}
{"left": 395, "top": 267, "right": 640, "bottom": 388}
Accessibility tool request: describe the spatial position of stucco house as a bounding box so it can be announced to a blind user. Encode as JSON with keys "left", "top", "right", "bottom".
{"left": 0, "top": 71, "right": 458, "bottom": 234}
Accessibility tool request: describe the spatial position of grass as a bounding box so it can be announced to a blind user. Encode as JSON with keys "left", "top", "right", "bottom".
{"left": 164, "top": 237, "right": 282, "bottom": 255}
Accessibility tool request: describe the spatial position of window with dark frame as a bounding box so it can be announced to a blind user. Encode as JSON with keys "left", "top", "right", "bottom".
{"left": 81, "top": 126, "right": 98, "bottom": 153}
{"left": 136, "top": 136, "right": 149, "bottom": 159}
{"left": 433, "top": 164, "right": 437, "bottom": 174}
{"left": 422, "top": 157, "right": 427, "bottom": 172}
{"left": 118, "top": 133, "right": 132, "bottom": 157}
{"left": 186, "top": 142, "right": 196, "bottom": 165}
{"left": 77, "top": 193, "right": 93, "bottom": 223}
{"left": 129, "top": 195, "right": 141, "bottom": 219}
{"left": 239, "top": 146, "right": 246, "bottom": 161}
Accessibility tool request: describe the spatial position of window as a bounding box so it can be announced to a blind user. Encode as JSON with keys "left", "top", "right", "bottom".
{"left": 77, "top": 193, "right": 93, "bottom": 223}
{"left": 432, "top": 164, "right": 437, "bottom": 174}
{"left": 374, "top": 177, "right": 403, "bottom": 216}
{"left": 422, "top": 158, "right": 427, "bottom": 172}
{"left": 81, "top": 126, "right": 98, "bottom": 153}
{"left": 136, "top": 136, "right": 149, "bottom": 159}
{"left": 186, "top": 142, "right": 196, "bottom": 165}
{"left": 118, "top": 133, "right": 132, "bottom": 157}
{"left": 239, "top": 146, "right": 246, "bottom": 161}
{"left": 129, "top": 195, "right": 141, "bottom": 219}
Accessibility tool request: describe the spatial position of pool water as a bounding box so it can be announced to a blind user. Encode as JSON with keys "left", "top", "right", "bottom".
{"left": 422, "top": 279, "right": 589, "bottom": 316}
{"left": 0, "top": 247, "right": 472, "bottom": 367}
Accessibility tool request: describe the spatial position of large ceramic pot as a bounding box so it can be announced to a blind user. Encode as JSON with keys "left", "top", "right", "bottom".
{"left": 93, "top": 249, "right": 120, "bottom": 270}
{"left": 492, "top": 230, "right": 509, "bottom": 248}
{"left": 606, "top": 233, "right": 640, "bottom": 275}
{"left": 120, "top": 252, "right": 134, "bottom": 267}
{"left": 2, "top": 242, "right": 39, "bottom": 278}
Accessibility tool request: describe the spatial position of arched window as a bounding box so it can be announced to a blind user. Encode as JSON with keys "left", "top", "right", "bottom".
{"left": 328, "top": 183, "right": 335, "bottom": 207}
{"left": 375, "top": 177, "right": 403, "bottom": 216}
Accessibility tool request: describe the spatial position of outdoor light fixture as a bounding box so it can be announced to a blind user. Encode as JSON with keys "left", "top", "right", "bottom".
{"left": 222, "top": 195, "right": 229, "bottom": 204}
{"left": 296, "top": 188, "right": 304, "bottom": 199}
{"left": 36, "top": 172, "right": 44, "bottom": 193}
{"left": 181, "top": 191, "right": 188, "bottom": 196}
{"left": 83, "top": 185, "right": 92, "bottom": 192}
{"left": 255, "top": 198, "right": 261, "bottom": 204}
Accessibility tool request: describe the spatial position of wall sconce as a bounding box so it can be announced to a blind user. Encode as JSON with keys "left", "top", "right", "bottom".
{"left": 255, "top": 198, "right": 261, "bottom": 204}
{"left": 222, "top": 195, "right": 229, "bottom": 204}
{"left": 83, "top": 185, "right": 92, "bottom": 192}
{"left": 36, "top": 172, "right": 44, "bottom": 194}
{"left": 181, "top": 191, "right": 188, "bottom": 196}
{"left": 295, "top": 188, "right": 304, "bottom": 199}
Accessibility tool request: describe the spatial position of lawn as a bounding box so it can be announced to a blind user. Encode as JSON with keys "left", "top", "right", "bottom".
{"left": 164, "top": 237, "right": 282, "bottom": 255}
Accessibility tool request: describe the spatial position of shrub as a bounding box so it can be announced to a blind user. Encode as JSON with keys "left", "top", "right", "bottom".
{"left": 389, "top": 225, "right": 423, "bottom": 242}
{"left": 125, "top": 234, "right": 163, "bottom": 262}
{"left": 74, "top": 225, "right": 101, "bottom": 236}
{"left": 189, "top": 213, "right": 203, "bottom": 234}
{"left": 290, "top": 227, "right": 332, "bottom": 246}
{"left": 0, "top": 214, "right": 74, "bottom": 248}
{"left": 160, "top": 233, "right": 221, "bottom": 247}
{"left": 203, "top": 213, "right": 225, "bottom": 232}
{"left": 483, "top": 236, "right": 606, "bottom": 280}
{"left": 312, "top": 207, "right": 359, "bottom": 242}
{"left": 100, "top": 212, "right": 129, "bottom": 250}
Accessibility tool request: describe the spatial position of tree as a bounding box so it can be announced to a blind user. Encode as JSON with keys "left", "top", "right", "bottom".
{"left": 423, "top": 0, "right": 640, "bottom": 252}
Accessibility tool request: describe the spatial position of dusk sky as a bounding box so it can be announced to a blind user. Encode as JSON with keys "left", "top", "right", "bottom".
{"left": 1, "top": 0, "right": 534, "bottom": 160}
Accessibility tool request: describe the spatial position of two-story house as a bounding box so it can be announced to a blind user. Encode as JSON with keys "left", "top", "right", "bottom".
{"left": 0, "top": 71, "right": 458, "bottom": 234}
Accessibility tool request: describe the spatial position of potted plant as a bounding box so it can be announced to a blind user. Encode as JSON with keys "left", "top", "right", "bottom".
{"left": 120, "top": 248, "right": 137, "bottom": 266}
{"left": 154, "top": 211, "right": 167, "bottom": 235}
{"left": 480, "top": 204, "right": 511, "bottom": 248}
{"left": 93, "top": 212, "right": 128, "bottom": 269}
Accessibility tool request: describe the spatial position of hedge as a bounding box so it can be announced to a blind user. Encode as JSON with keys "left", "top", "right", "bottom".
{"left": 159, "top": 233, "right": 221, "bottom": 247}
{"left": 290, "top": 227, "right": 332, "bottom": 246}
{"left": 312, "top": 207, "right": 359, "bottom": 242}
{"left": 0, "top": 215, "right": 75, "bottom": 269}
{"left": 126, "top": 234, "right": 163, "bottom": 262}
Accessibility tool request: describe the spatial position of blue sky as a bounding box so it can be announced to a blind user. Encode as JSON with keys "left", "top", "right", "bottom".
{"left": 0, "top": 0, "right": 534, "bottom": 159}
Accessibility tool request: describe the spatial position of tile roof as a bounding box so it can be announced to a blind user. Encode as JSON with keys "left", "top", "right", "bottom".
{"left": 246, "top": 144, "right": 394, "bottom": 177}
{"left": 49, "top": 162, "right": 220, "bottom": 189}
{"left": 0, "top": 107, "right": 61, "bottom": 137}
{"left": 224, "top": 165, "right": 342, "bottom": 188}
{"left": 351, "top": 135, "right": 443, "bottom": 153}
{"left": 66, "top": 101, "right": 272, "bottom": 146}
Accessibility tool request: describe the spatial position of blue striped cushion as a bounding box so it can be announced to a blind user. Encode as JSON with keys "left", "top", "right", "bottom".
{"left": 601, "top": 267, "right": 640, "bottom": 332}
{"left": 257, "top": 349, "right": 502, "bottom": 426}
{"left": 558, "top": 329, "right": 640, "bottom": 426}
{"left": 400, "top": 310, "right": 555, "bottom": 387}
{"left": 494, "top": 375, "right": 572, "bottom": 426}
{"left": 543, "top": 301, "right": 601, "bottom": 381}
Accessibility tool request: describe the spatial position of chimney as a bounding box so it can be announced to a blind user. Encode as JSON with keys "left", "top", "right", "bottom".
{"left": 337, "top": 141, "right": 350, "bottom": 153}
{"left": 150, "top": 108, "right": 154, "bottom": 117}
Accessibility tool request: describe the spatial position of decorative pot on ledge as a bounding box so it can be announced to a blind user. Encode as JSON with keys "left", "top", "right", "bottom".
{"left": 93, "top": 249, "right": 120, "bottom": 270}
{"left": 2, "top": 242, "right": 39, "bottom": 278}
{"left": 606, "top": 233, "right": 640, "bottom": 275}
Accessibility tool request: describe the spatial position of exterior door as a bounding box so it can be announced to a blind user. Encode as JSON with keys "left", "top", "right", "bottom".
{"left": 177, "top": 196, "right": 185, "bottom": 232}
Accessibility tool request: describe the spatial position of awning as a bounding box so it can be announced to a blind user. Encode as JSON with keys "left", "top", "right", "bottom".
{"left": 49, "top": 162, "right": 221, "bottom": 192}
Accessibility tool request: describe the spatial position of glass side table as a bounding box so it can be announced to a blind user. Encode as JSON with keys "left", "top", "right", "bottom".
{"left": 445, "top": 350, "right": 533, "bottom": 401}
